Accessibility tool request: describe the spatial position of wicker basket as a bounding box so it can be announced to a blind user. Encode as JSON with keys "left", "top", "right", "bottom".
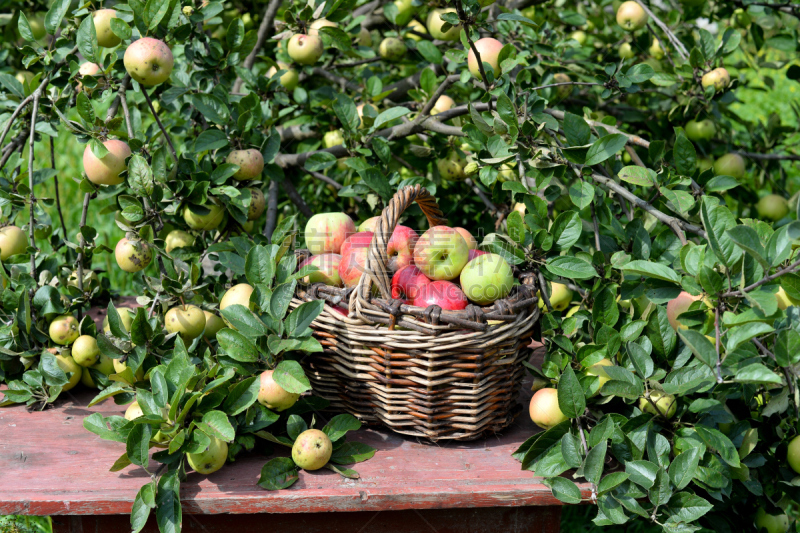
{"left": 291, "top": 185, "right": 540, "bottom": 440}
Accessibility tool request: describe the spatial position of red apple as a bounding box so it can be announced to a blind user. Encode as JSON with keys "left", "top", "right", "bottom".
{"left": 358, "top": 216, "right": 379, "bottom": 233}
{"left": 298, "top": 253, "right": 342, "bottom": 286}
{"left": 412, "top": 280, "right": 468, "bottom": 311}
{"left": 454, "top": 227, "right": 477, "bottom": 249}
{"left": 468, "top": 249, "right": 488, "bottom": 261}
{"left": 391, "top": 266, "right": 430, "bottom": 303}
{"left": 386, "top": 225, "right": 419, "bottom": 272}
{"left": 412, "top": 226, "right": 469, "bottom": 281}
{"left": 338, "top": 232, "right": 374, "bottom": 287}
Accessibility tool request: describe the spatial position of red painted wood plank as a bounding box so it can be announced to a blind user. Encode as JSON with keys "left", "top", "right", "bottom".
{"left": 52, "top": 506, "right": 562, "bottom": 533}
{"left": 1, "top": 370, "right": 591, "bottom": 517}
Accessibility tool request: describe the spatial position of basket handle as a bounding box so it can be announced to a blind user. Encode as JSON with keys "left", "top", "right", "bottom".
{"left": 353, "top": 185, "right": 447, "bottom": 306}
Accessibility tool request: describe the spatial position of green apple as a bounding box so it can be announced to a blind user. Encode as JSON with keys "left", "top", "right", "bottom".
{"left": 412, "top": 226, "right": 469, "bottom": 281}
{"left": 685, "top": 119, "right": 715, "bottom": 141}
{"left": 115, "top": 237, "right": 153, "bottom": 273}
{"left": 93, "top": 9, "right": 121, "bottom": 48}
{"left": 431, "top": 95, "right": 455, "bottom": 115}
{"left": 426, "top": 8, "right": 460, "bottom": 41}
{"left": 308, "top": 18, "right": 337, "bottom": 36}
{"left": 188, "top": 435, "right": 228, "bottom": 475}
{"left": 0, "top": 225, "right": 27, "bottom": 260}
{"left": 787, "top": 435, "right": 800, "bottom": 474}
{"left": 570, "top": 31, "right": 587, "bottom": 45}
{"left": 529, "top": 388, "right": 569, "bottom": 429}
{"left": 49, "top": 315, "right": 80, "bottom": 346}
{"left": 220, "top": 283, "right": 255, "bottom": 313}
{"left": 71, "top": 335, "right": 100, "bottom": 367}
{"left": 618, "top": 42, "right": 635, "bottom": 59}
{"left": 467, "top": 37, "right": 504, "bottom": 78}
{"left": 266, "top": 62, "right": 299, "bottom": 91}
{"left": 165, "top": 305, "right": 207, "bottom": 341}
{"left": 731, "top": 8, "right": 752, "bottom": 29}
{"left": 756, "top": 194, "right": 789, "bottom": 222}
{"left": 551, "top": 73, "right": 572, "bottom": 102}
{"left": 639, "top": 391, "right": 677, "bottom": 418}
{"left": 544, "top": 282, "right": 573, "bottom": 312}
{"left": 459, "top": 253, "right": 514, "bottom": 305}
{"left": 183, "top": 202, "right": 225, "bottom": 230}
{"left": 437, "top": 151, "right": 467, "bottom": 181}
{"left": 291, "top": 429, "right": 333, "bottom": 470}
{"left": 165, "top": 230, "right": 194, "bottom": 253}
{"left": 103, "top": 308, "right": 135, "bottom": 334}
{"left": 616, "top": 1, "right": 647, "bottom": 31}
{"left": 379, "top": 37, "right": 406, "bottom": 61}
{"left": 357, "top": 27, "right": 372, "bottom": 47}
{"left": 666, "top": 291, "right": 705, "bottom": 330}
{"left": 586, "top": 358, "right": 614, "bottom": 391}
{"left": 246, "top": 188, "right": 266, "bottom": 220}
{"left": 406, "top": 19, "right": 427, "bottom": 41}
{"left": 323, "top": 130, "right": 344, "bottom": 148}
{"left": 713, "top": 153, "right": 745, "bottom": 179}
{"left": 55, "top": 353, "right": 82, "bottom": 392}
{"left": 776, "top": 287, "right": 799, "bottom": 310}
{"left": 203, "top": 311, "right": 225, "bottom": 339}
{"left": 702, "top": 67, "right": 730, "bottom": 92}
{"left": 124, "top": 400, "right": 144, "bottom": 421}
{"left": 648, "top": 39, "right": 664, "bottom": 59}
{"left": 393, "top": 0, "right": 413, "bottom": 25}
{"left": 83, "top": 139, "right": 131, "bottom": 186}
{"left": 226, "top": 149, "right": 264, "bottom": 181}
{"left": 287, "top": 33, "right": 324, "bottom": 65}
{"left": 258, "top": 369, "right": 300, "bottom": 411}
{"left": 754, "top": 508, "right": 790, "bottom": 533}
{"left": 27, "top": 13, "right": 46, "bottom": 40}
{"left": 81, "top": 353, "right": 115, "bottom": 388}
{"left": 124, "top": 37, "right": 174, "bottom": 86}
{"left": 304, "top": 213, "right": 357, "bottom": 255}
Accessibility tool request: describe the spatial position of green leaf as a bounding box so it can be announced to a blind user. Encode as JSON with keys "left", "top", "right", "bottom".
{"left": 695, "top": 426, "right": 740, "bottom": 467}
{"left": 128, "top": 155, "right": 155, "bottom": 196}
{"left": 583, "top": 439, "right": 607, "bottom": 485}
{"left": 597, "top": 472, "right": 630, "bottom": 494}
{"left": 272, "top": 360, "right": 311, "bottom": 394}
{"left": 646, "top": 306, "right": 676, "bottom": 359}
{"left": 373, "top": 107, "right": 410, "bottom": 130}
{"left": 734, "top": 363, "right": 783, "bottom": 384}
{"left": 556, "top": 365, "right": 584, "bottom": 419}
{"left": 126, "top": 422, "right": 153, "bottom": 468}
{"left": 725, "top": 322, "right": 773, "bottom": 352}
{"left": 110, "top": 18, "right": 132, "bottom": 40}
{"left": 195, "top": 129, "right": 229, "bottom": 152}
{"left": 669, "top": 447, "right": 701, "bottom": 490}
{"left": 18, "top": 13, "right": 35, "bottom": 41}
{"left": 226, "top": 18, "right": 244, "bottom": 49}
{"left": 216, "top": 328, "right": 259, "bottom": 362}
{"left": 705, "top": 175, "right": 739, "bottom": 192}
{"left": 198, "top": 410, "right": 235, "bottom": 442}
{"left": 569, "top": 181, "right": 594, "bottom": 210}
{"left": 545, "top": 256, "right": 597, "bottom": 280}
{"left": 221, "top": 305, "right": 269, "bottom": 337}
{"left": 551, "top": 211, "right": 582, "bottom": 250}
{"left": 563, "top": 112, "right": 591, "bottom": 146}
{"left": 678, "top": 329, "right": 718, "bottom": 370}
{"left": 258, "top": 457, "right": 299, "bottom": 490}
{"left": 584, "top": 134, "right": 628, "bottom": 166}
{"left": 667, "top": 492, "right": 713, "bottom": 524}
{"left": 45, "top": 0, "right": 70, "bottom": 35}
{"left": 245, "top": 245, "right": 275, "bottom": 286}
{"left": 222, "top": 376, "right": 261, "bottom": 416}
{"left": 701, "top": 198, "right": 742, "bottom": 268}
{"left": 286, "top": 414, "right": 307, "bottom": 441}
{"left": 543, "top": 477, "right": 583, "bottom": 504}
{"left": 330, "top": 441, "right": 377, "bottom": 464}
{"left": 285, "top": 300, "right": 324, "bottom": 336}
{"left": 618, "top": 166, "right": 655, "bottom": 187}
{"left": 626, "top": 341, "right": 654, "bottom": 378}
{"left": 622, "top": 260, "right": 681, "bottom": 284}
{"left": 77, "top": 16, "right": 99, "bottom": 64}
{"left": 673, "top": 134, "right": 696, "bottom": 176}
{"left": 131, "top": 482, "right": 156, "bottom": 533}
{"left": 323, "top": 413, "right": 362, "bottom": 442}
{"left": 155, "top": 471, "right": 181, "bottom": 533}
{"left": 727, "top": 225, "right": 769, "bottom": 270}
{"left": 144, "top": 0, "right": 171, "bottom": 29}
{"left": 626, "top": 459, "right": 658, "bottom": 489}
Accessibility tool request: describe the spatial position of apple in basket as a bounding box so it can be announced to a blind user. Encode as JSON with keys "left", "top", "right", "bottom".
{"left": 338, "top": 231, "right": 374, "bottom": 287}
{"left": 358, "top": 217, "right": 418, "bottom": 273}
{"left": 467, "top": 249, "right": 487, "bottom": 261}
{"left": 412, "top": 226, "right": 469, "bottom": 281}
{"left": 304, "top": 213, "right": 356, "bottom": 255}
{"left": 298, "top": 253, "right": 343, "bottom": 286}
{"left": 454, "top": 227, "right": 477, "bottom": 249}
{"left": 459, "top": 253, "right": 514, "bottom": 305}
{"left": 391, "top": 266, "right": 430, "bottom": 303}
{"left": 412, "top": 280, "right": 468, "bottom": 311}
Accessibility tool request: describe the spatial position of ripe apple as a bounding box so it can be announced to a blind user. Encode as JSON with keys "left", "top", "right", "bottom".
{"left": 570, "top": 31, "right": 587, "bottom": 45}
{"left": 323, "top": 130, "right": 344, "bottom": 148}
{"left": 103, "top": 308, "right": 135, "bottom": 334}
{"left": 393, "top": 0, "right": 414, "bottom": 25}
{"left": 358, "top": 216, "right": 379, "bottom": 233}
{"left": 203, "top": 311, "right": 225, "bottom": 339}
{"left": 648, "top": 39, "right": 664, "bottom": 59}
{"left": 124, "top": 37, "right": 174, "bottom": 86}
{"left": 426, "top": 8, "right": 461, "bottom": 41}
{"left": 83, "top": 139, "right": 131, "bottom": 186}
{"left": 188, "top": 435, "right": 228, "bottom": 475}
{"left": 124, "top": 400, "right": 144, "bottom": 421}
{"left": 391, "top": 266, "right": 430, "bottom": 303}
{"left": 412, "top": 280, "right": 468, "bottom": 310}
{"left": 183, "top": 202, "right": 225, "bottom": 230}
{"left": 220, "top": 283, "right": 255, "bottom": 312}
{"left": 93, "top": 9, "right": 121, "bottom": 48}
{"left": 754, "top": 509, "right": 789, "bottom": 533}
{"left": 49, "top": 315, "right": 80, "bottom": 346}
{"left": 266, "top": 62, "right": 299, "bottom": 91}
{"left": 586, "top": 358, "right": 614, "bottom": 392}
{"left": 258, "top": 369, "right": 300, "bottom": 411}
{"left": 292, "top": 429, "right": 333, "bottom": 470}
{"left": 81, "top": 352, "right": 115, "bottom": 388}
{"left": 701, "top": 67, "right": 730, "bottom": 92}
{"left": 379, "top": 37, "right": 406, "bottom": 61}
{"left": 165, "top": 305, "right": 207, "bottom": 341}
{"left": 298, "top": 253, "right": 343, "bottom": 286}
{"left": 309, "top": 18, "right": 337, "bottom": 36}
{"left": 68, "top": 269, "right": 99, "bottom": 292}
{"left": 467, "top": 37, "right": 504, "bottom": 78}
{"left": 226, "top": 149, "right": 264, "bottom": 181}
{"left": 713, "top": 153, "right": 745, "bottom": 179}
{"left": 437, "top": 151, "right": 467, "bottom": 181}
{"left": 545, "top": 282, "right": 573, "bottom": 312}
{"left": 386, "top": 225, "right": 419, "bottom": 272}
{"left": 459, "top": 253, "right": 514, "bottom": 305}
{"left": 77, "top": 62, "right": 102, "bottom": 92}
{"left": 115, "top": 237, "right": 153, "bottom": 273}
{"left": 467, "top": 249, "right": 488, "bottom": 261}
{"left": 756, "top": 194, "right": 789, "bottom": 222}
{"left": 165, "top": 230, "right": 194, "bottom": 253}
{"left": 639, "top": 391, "right": 677, "bottom": 418}
{"left": 666, "top": 291, "right": 706, "bottom": 330}
{"left": 618, "top": 42, "right": 635, "bottom": 59}
{"left": 685, "top": 119, "right": 715, "bottom": 141}
{"left": 338, "top": 231, "right": 374, "bottom": 287}
{"left": 787, "top": 435, "right": 800, "bottom": 474}
{"left": 288, "top": 34, "right": 324, "bottom": 65}
{"left": 616, "top": 1, "right": 647, "bottom": 31}
{"left": 55, "top": 353, "right": 82, "bottom": 392}
{"left": 412, "top": 226, "right": 469, "bottom": 281}
{"left": 113, "top": 358, "right": 144, "bottom": 381}
{"left": 71, "top": 335, "right": 100, "bottom": 367}
{"left": 0, "top": 225, "right": 27, "bottom": 260}
{"left": 431, "top": 95, "right": 455, "bottom": 115}
{"left": 304, "top": 212, "right": 356, "bottom": 255}
{"left": 246, "top": 188, "right": 266, "bottom": 220}
{"left": 406, "top": 19, "right": 428, "bottom": 41}
{"left": 529, "top": 388, "right": 569, "bottom": 429}
{"left": 454, "top": 227, "right": 477, "bottom": 250}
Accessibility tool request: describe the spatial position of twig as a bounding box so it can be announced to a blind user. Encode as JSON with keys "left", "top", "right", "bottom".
{"left": 635, "top": 1, "right": 689, "bottom": 60}
{"left": 263, "top": 180, "right": 279, "bottom": 241}
{"left": 26, "top": 91, "right": 42, "bottom": 280}
{"left": 75, "top": 192, "right": 92, "bottom": 321}
{"left": 333, "top": 57, "right": 382, "bottom": 69}
{"left": 281, "top": 175, "right": 312, "bottom": 217}
{"left": 722, "top": 257, "right": 800, "bottom": 297}
{"left": 590, "top": 202, "right": 601, "bottom": 251}
{"left": 300, "top": 167, "right": 343, "bottom": 190}
{"left": 149, "top": 292, "right": 161, "bottom": 318}
{"left": 142, "top": 89, "right": 177, "bottom": 162}
{"left": 119, "top": 90, "right": 135, "bottom": 139}
{"left": 545, "top": 108, "right": 651, "bottom": 149}
{"left": 105, "top": 75, "right": 131, "bottom": 123}
{"left": 0, "top": 95, "right": 34, "bottom": 150}
{"left": 714, "top": 305, "right": 722, "bottom": 383}
{"left": 537, "top": 271, "right": 553, "bottom": 312}
{"left": 310, "top": 68, "right": 361, "bottom": 92}
{"left": 416, "top": 75, "right": 460, "bottom": 119}
{"left": 232, "top": 0, "right": 282, "bottom": 93}
{"left": 50, "top": 137, "right": 68, "bottom": 246}
{"left": 465, "top": 178, "right": 499, "bottom": 215}
{"left": 575, "top": 417, "right": 597, "bottom": 504}
{"left": 733, "top": 151, "right": 800, "bottom": 162}
{"left": 455, "top": 1, "right": 493, "bottom": 111}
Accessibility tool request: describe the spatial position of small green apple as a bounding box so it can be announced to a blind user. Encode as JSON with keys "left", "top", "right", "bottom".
{"left": 292, "top": 429, "right": 332, "bottom": 470}
{"left": 754, "top": 508, "right": 790, "bottom": 533}
{"left": 426, "top": 8, "right": 460, "bottom": 41}
{"left": 287, "top": 33, "right": 324, "bottom": 65}
{"left": 379, "top": 37, "right": 406, "bottom": 62}
{"left": 165, "top": 305, "right": 207, "bottom": 341}
{"left": 188, "top": 435, "right": 228, "bottom": 475}
{"left": 685, "top": 119, "right": 715, "bottom": 141}
{"left": 787, "top": 435, "right": 800, "bottom": 475}
{"left": 616, "top": 1, "right": 647, "bottom": 31}
{"left": 165, "top": 230, "right": 194, "bottom": 253}
{"left": 124, "top": 37, "right": 174, "bottom": 86}
{"left": 756, "top": 194, "right": 789, "bottom": 222}
{"left": 258, "top": 369, "right": 300, "bottom": 411}
{"left": 71, "top": 335, "right": 100, "bottom": 367}
{"left": 639, "top": 391, "right": 677, "bottom": 419}
{"left": 115, "top": 237, "right": 153, "bottom": 273}
{"left": 203, "top": 311, "right": 225, "bottom": 339}
{"left": 529, "top": 388, "right": 569, "bottom": 429}
{"left": 702, "top": 67, "right": 730, "bottom": 92}
{"left": 49, "top": 315, "right": 80, "bottom": 346}
{"left": 713, "top": 153, "right": 745, "bottom": 179}
{"left": 0, "top": 225, "right": 28, "bottom": 261}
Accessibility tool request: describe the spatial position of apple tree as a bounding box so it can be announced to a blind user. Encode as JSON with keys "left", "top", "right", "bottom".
{"left": 2, "top": 0, "right": 800, "bottom": 531}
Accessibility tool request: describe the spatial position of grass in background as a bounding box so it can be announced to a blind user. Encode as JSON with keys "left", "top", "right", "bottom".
{"left": 0, "top": 516, "right": 52, "bottom": 533}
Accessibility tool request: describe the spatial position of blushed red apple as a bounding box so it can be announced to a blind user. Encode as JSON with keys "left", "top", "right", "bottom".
{"left": 304, "top": 213, "right": 356, "bottom": 255}
{"left": 338, "top": 231, "right": 374, "bottom": 287}
{"left": 391, "top": 266, "right": 430, "bottom": 303}
{"left": 412, "top": 226, "right": 469, "bottom": 281}
{"left": 298, "top": 253, "right": 342, "bottom": 286}
{"left": 412, "top": 280, "right": 468, "bottom": 311}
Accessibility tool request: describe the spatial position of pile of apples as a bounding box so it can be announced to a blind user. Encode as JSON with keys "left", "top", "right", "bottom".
{"left": 300, "top": 212, "right": 517, "bottom": 312}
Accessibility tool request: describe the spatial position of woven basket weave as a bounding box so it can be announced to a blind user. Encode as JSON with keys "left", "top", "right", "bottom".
{"left": 292, "top": 185, "right": 540, "bottom": 440}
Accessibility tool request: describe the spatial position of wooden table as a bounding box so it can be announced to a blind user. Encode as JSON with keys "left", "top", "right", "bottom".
{"left": 0, "top": 383, "right": 589, "bottom": 532}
